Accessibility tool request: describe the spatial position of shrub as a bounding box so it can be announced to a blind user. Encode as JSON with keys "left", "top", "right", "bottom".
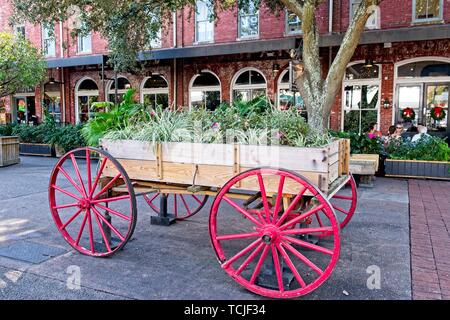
{"left": 389, "top": 136, "right": 450, "bottom": 162}
{"left": 47, "top": 125, "right": 86, "bottom": 153}
{"left": 330, "top": 131, "right": 382, "bottom": 154}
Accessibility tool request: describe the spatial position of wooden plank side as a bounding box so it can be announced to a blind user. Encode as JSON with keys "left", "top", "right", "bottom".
{"left": 239, "top": 144, "right": 329, "bottom": 172}
{"left": 101, "top": 139, "right": 157, "bottom": 161}
{"left": 103, "top": 159, "right": 326, "bottom": 194}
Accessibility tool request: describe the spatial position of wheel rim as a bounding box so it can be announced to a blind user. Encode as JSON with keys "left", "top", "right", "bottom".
{"left": 49, "top": 147, "right": 137, "bottom": 257}
{"left": 209, "top": 168, "right": 340, "bottom": 299}
{"left": 143, "top": 193, "right": 208, "bottom": 220}
{"left": 329, "top": 174, "right": 357, "bottom": 230}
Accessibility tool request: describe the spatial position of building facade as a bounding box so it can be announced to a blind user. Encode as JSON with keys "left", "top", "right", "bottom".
{"left": 0, "top": 0, "right": 449, "bottom": 137}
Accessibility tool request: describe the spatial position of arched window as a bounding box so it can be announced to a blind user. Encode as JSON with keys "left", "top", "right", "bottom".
{"left": 190, "top": 71, "right": 221, "bottom": 110}
{"left": 232, "top": 68, "right": 266, "bottom": 102}
{"left": 278, "top": 69, "right": 304, "bottom": 113}
{"left": 395, "top": 59, "right": 450, "bottom": 132}
{"left": 76, "top": 78, "right": 99, "bottom": 123}
{"left": 141, "top": 75, "right": 169, "bottom": 108}
{"left": 107, "top": 77, "right": 131, "bottom": 103}
{"left": 342, "top": 62, "right": 381, "bottom": 134}
{"left": 43, "top": 82, "right": 62, "bottom": 123}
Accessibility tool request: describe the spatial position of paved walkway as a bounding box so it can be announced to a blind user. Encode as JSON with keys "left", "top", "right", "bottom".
{"left": 409, "top": 179, "right": 450, "bottom": 300}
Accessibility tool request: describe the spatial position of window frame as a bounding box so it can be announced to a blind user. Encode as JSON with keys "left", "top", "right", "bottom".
{"left": 189, "top": 71, "right": 222, "bottom": 110}
{"left": 412, "top": 0, "right": 444, "bottom": 23}
{"left": 195, "top": 0, "right": 215, "bottom": 44}
{"left": 77, "top": 31, "right": 92, "bottom": 54}
{"left": 237, "top": 0, "right": 260, "bottom": 39}
{"left": 42, "top": 24, "right": 56, "bottom": 57}
{"left": 341, "top": 62, "right": 382, "bottom": 134}
{"left": 285, "top": 9, "right": 302, "bottom": 35}
{"left": 75, "top": 77, "right": 99, "bottom": 124}
{"left": 231, "top": 67, "right": 267, "bottom": 103}
{"left": 140, "top": 75, "right": 169, "bottom": 108}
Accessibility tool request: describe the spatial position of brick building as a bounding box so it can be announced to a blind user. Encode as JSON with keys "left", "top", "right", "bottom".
{"left": 0, "top": 0, "right": 449, "bottom": 137}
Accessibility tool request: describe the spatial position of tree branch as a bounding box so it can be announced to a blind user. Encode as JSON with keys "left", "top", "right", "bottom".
{"left": 323, "top": 0, "right": 382, "bottom": 114}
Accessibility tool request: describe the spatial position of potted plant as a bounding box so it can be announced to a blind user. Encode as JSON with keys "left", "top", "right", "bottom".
{"left": 385, "top": 136, "right": 450, "bottom": 180}
{"left": 0, "top": 124, "right": 20, "bottom": 167}
{"left": 48, "top": 124, "right": 86, "bottom": 157}
{"left": 12, "top": 115, "right": 57, "bottom": 157}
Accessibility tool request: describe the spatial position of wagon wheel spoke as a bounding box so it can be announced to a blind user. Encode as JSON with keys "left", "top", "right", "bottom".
{"left": 271, "top": 245, "right": 285, "bottom": 293}
{"left": 179, "top": 195, "right": 191, "bottom": 218}
{"left": 87, "top": 209, "right": 95, "bottom": 254}
{"left": 256, "top": 174, "right": 271, "bottom": 223}
{"left": 275, "top": 187, "right": 306, "bottom": 227}
{"left": 283, "top": 235, "right": 334, "bottom": 256}
{"left": 92, "top": 206, "right": 125, "bottom": 242}
{"left": 235, "top": 243, "right": 265, "bottom": 276}
{"left": 93, "top": 173, "right": 122, "bottom": 200}
{"left": 332, "top": 204, "right": 349, "bottom": 215}
{"left": 90, "top": 157, "right": 108, "bottom": 198}
{"left": 86, "top": 150, "right": 92, "bottom": 194}
{"left": 91, "top": 195, "right": 131, "bottom": 204}
{"left": 92, "top": 208, "right": 112, "bottom": 253}
{"left": 272, "top": 176, "right": 285, "bottom": 223}
{"left": 223, "top": 197, "right": 263, "bottom": 227}
{"left": 60, "top": 208, "right": 84, "bottom": 231}
{"left": 53, "top": 203, "right": 79, "bottom": 210}
{"left": 276, "top": 243, "right": 306, "bottom": 288}
{"left": 94, "top": 203, "right": 131, "bottom": 221}
{"left": 192, "top": 195, "right": 203, "bottom": 205}
{"left": 281, "top": 242, "right": 324, "bottom": 276}
{"left": 52, "top": 185, "right": 82, "bottom": 201}
{"left": 216, "top": 232, "right": 260, "bottom": 241}
{"left": 250, "top": 244, "right": 271, "bottom": 285}
{"left": 282, "top": 226, "right": 333, "bottom": 236}
{"left": 57, "top": 166, "right": 85, "bottom": 196}
{"left": 75, "top": 212, "right": 89, "bottom": 246}
{"left": 333, "top": 194, "right": 353, "bottom": 200}
{"left": 143, "top": 193, "right": 160, "bottom": 212}
{"left": 279, "top": 204, "right": 326, "bottom": 231}
{"left": 70, "top": 154, "right": 88, "bottom": 197}
{"left": 222, "top": 239, "right": 262, "bottom": 269}
{"left": 173, "top": 195, "right": 178, "bottom": 218}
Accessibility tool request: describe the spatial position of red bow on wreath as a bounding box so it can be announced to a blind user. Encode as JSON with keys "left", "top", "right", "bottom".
{"left": 401, "top": 107, "right": 415, "bottom": 122}
{"left": 431, "top": 106, "right": 446, "bottom": 121}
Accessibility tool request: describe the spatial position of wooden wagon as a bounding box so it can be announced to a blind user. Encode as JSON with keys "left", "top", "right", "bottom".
{"left": 48, "top": 138, "right": 357, "bottom": 299}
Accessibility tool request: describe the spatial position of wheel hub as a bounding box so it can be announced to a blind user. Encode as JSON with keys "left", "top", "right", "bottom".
{"left": 260, "top": 225, "right": 280, "bottom": 244}
{"left": 78, "top": 198, "right": 92, "bottom": 210}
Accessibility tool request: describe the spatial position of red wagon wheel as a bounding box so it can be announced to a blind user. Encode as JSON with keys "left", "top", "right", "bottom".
{"left": 209, "top": 168, "right": 340, "bottom": 299}
{"left": 329, "top": 174, "right": 357, "bottom": 230}
{"left": 143, "top": 193, "right": 209, "bottom": 220}
{"left": 49, "top": 147, "right": 137, "bottom": 257}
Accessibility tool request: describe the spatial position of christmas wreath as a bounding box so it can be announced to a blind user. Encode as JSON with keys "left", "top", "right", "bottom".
{"left": 401, "top": 107, "right": 416, "bottom": 122}
{"left": 430, "top": 106, "right": 446, "bottom": 121}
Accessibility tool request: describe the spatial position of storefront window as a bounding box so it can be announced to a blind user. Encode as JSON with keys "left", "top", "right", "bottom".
{"left": 414, "top": 0, "right": 443, "bottom": 22}
{"left": 107, "top": 77, "right": 131, "bottom": 103}
{"left": 396, "top": 59, "right": 450, "bottom": 133}
{"left": 76, "top": 78, "right": 99, "bottom": 123}
{"left": 141, "top": 75, "right": 169, "bottom": 108}
{"left": 190, "top": 72, "right": 221, "bottom": 111}
{"left": 232, "top": 69, "right": 266, "bottom": 102}
{"left": 343, "top": 63, "right": 380, "bottom": 134}
{"left": 238, "top": 0, "right": 259, "bottom": 38}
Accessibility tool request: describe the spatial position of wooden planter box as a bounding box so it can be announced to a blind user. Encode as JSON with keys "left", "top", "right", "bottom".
{"left": 19, "top": 143, "right": 54, "bottom": 157}
{"left": 385, "top": 159, "right": 450, "bottom": 180}
{"left": 0, "top": 136, "right": 20, "bottom": 167}
{"left": 101, "top": 138, "right": 350, "bottom": 194}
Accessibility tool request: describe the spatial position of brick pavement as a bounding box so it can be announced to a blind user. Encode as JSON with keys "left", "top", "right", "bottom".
{"left": 409, "top": 179, "right": 450, "bottom": 300}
